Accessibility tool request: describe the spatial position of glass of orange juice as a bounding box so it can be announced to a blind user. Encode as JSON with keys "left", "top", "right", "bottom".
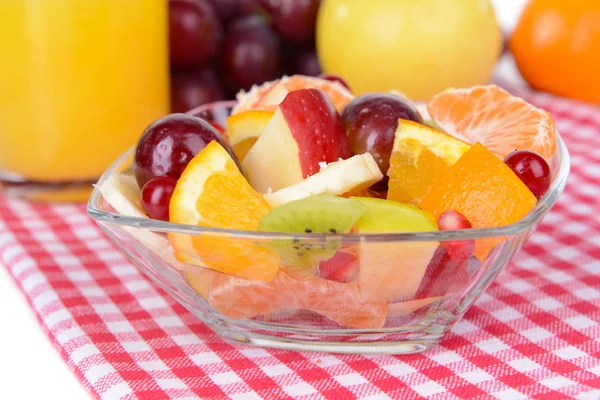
{"left": 0, "top": 0, "right": 170, "bottom": 202}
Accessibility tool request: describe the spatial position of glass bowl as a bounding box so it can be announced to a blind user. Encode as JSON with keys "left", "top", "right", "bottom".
{"left": 87, "top": 101, "right": 569, "bottom": 355}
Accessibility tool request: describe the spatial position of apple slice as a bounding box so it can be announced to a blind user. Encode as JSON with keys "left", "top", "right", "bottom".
{"left": 226, "top": 110, "right": 274, "bottom": 161}
{"left": 352, "top": 197, "right": 439, "bottom": 303}
{"left": 263, "top": 153, "right": 382, "bottom": 207}
{"left": 242, "top": 88, "right": 351, "bottom": 193}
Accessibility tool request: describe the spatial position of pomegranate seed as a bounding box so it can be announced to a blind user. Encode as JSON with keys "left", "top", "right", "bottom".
{"left": 437, "top": 210, "right": 475, "bottom": 262}
{"left": 437, "top": 210, "right": 472, "bottom": 230}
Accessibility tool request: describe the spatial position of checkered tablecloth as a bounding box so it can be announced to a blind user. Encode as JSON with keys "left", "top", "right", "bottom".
{"left": 1, "top": 92, "right": 599, "bottom": 400}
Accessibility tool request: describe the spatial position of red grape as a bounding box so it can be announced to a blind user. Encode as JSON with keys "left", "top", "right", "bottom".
{"left": 141, "top": 176, "right": 177, "bottom": 221}
{"left": 169, "top": 0, "right": 223, "bottom": 68}
{"left": 205, "top": 0, "right": 259, "bottom": 23}
{"left": 503, "top": 150, "right": 551, "bottom": 200}
{"left": 290, "top": 46, "right": 321, "bottom": 77}
{"left": 170, "top": 68, "right": 224, "bottom": 113}
{"left": 319, "top": 73, "right": 351, "bottom": 91}
{"left": 134, "top": 114, "right": 238, "bottom": 188}
{"left": 221, "top": 15, "right": 282, "bottom": 92}
{"left": 261, "top": 0, "right": 321, "bottom": 42}
{"left": 341, "top": 93, "right": 424, "bottom": 191}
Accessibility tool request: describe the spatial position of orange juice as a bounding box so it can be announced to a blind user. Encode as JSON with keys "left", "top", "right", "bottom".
{"left": 0, "top": 1, "right": 169, "bottom": 187}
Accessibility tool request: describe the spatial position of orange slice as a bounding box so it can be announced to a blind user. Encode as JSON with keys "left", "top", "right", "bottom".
{"left": 226, "top": 110, "right": 274, "bottom": 162}
{"left": 232, "top": 75, "right": 354, "bottom": 115}
{"left": 427, "top": 85, "right": 557, "bottom": 161}
{"left": 208, "top": 270, "right": 388, "bottom": 329}
{"left": 387, "top": 119, "right": 471, "bottom": 205}
{"left": 420, "top": 142, "right": 537, "bottom": 261}
{"left": 168, "top": 141, "right": 279, "bottom": 281}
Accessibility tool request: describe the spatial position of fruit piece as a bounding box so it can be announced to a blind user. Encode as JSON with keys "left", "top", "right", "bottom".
{"left": 140, "top": 176, "right": 177, "bottom": 221}
{"left": 387, "top": 119, "right": 471, "bottom": 205}
{"left": 257, "top": 194, "right": 364, "bottom": 279}
{"left": 437, "top": 210, "right": 475, "bottom": 264}
{"left": 319, "top": 73, "right": 351, "bottom": 92}
{"left": 242, "top": 88, "right": 351, "bottom": 193}
{"left": 232, "top": 75, "right": 354, "bottom": 115}
{"left": 316, "top": 0, "right": 502, "bottom": 98}
{"left": 221, "top": 15, "right": 282, "bottom": 92}
{"left": 318, "top": 250, "right": 359, "bottom": 283}
{"left": 263, "top": 153, "right": 383, "bottom": 207}
{"left": 170, "top": 69, "right": 224, "bottom": 114}
{"left": 208, "top": 270, "right": 387, "bottom": 329}
{"left": 184, "top": 268, "right": 215, "bottom": 300}
{"left": 134, "top": 114, "right": 238, "bottom": 189}
{"left": 98, "top": 172, "right": 148, "bottom": 219}
{"left": 420, "top": 143, "right": 538, "bottom": 261}
{"left": 510, "top": 0, "right": 600, "bottom": 105}
{"left": 342, "top": 93, "right": 424, "bottom": 192}
{"left": 351, "top": 197, "right": 439, "bottom": 303}
{"left": 427, "top": 85, "right": 557, "bottom": 161}
{"left": 387, "top": 296, "right": 444, "bottom": 319}
{"left": 413, "top": 246, "right": 469, "bottom": 299}
{"left": 225, "top": 110, "right": 274, "bottom": 161}
{"left": 168, "top": 141, "right": 279, "bottom": 281}
{"left": 504, "top": 150, "right": 551, "bottom": 200}
{"left": 168, "top": 0, "right": 223, "bottom": 68}
{"left": 262, "top": 0, "right": 320, "bottom": 42}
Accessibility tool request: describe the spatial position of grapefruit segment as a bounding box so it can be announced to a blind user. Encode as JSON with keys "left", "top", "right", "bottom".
{"left": 208, "top": 270, "right": 388, "bottom": 329}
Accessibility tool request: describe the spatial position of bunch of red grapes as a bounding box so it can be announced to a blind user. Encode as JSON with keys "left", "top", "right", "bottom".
{"left": 169, "top": 0, "right": 322, "bottom": 113}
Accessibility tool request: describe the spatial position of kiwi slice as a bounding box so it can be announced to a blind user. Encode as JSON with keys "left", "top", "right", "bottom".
{"left": 258, "top": 194, "right": 364, "bottom": 279}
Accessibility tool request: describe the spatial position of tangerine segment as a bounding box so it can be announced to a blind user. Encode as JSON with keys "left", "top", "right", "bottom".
{"left": 208, "top": 270, "right": 388, "bottom": 329}
{"left": 169, "top": 141, "right": 279, "bottom": 281}
{"left": 427, "top": 85, "right": 557, "bottom": 161}
{"left": 387, "top": 119, "right": 471, "bottom": 205}
{"left": 420, "top": 143, "right": 537, "bottom": 261}
{"left": 232, "top": 75, "right": 354, "bottom": 115}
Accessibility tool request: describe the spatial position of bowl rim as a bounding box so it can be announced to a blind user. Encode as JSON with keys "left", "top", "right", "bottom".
{"left": 87, "top": 101, "right": 570, "bottom": 243}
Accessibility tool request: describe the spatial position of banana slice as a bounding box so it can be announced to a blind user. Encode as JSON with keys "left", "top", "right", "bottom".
{"left": 263, "top": 153, "right": 383, "bottom": 207}
{"left": 96, "top": 173, "right": 186, "bottom": 270}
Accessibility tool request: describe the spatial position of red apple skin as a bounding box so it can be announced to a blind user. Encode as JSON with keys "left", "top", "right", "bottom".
{"left": 279, "top": 88, "right": 351, "bottom": 178}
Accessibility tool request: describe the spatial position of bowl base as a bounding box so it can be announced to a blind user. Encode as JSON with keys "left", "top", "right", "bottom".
{"left": 214, "top": 327, "right": 443, "bottom": 355}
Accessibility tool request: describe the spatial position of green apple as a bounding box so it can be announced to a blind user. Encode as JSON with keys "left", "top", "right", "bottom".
{"left": 352, "top": 197, "right": 439, "bottom": 303}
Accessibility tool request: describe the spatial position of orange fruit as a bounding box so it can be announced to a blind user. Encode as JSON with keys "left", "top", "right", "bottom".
{"left": 387, "top": 119, "right": 471, "bottom": 205}
{"left": 510, "top": 0, "right": 600, "bottom": 105}
{"left": 169, "top": 141, "right": 279, "bottom": 281}
{"left": 420, "top": 143, "right": 537, "bottom": 261}
{"left": 208, "top": 270, "right": 388, "bottom": 329}
{"left": 232, "top": 75, "right": 354, "bottom": 115}
{"left": 225, "top": 110, "right": 274, "bottom": 161}
{"left": 427, "top": 85, "right": 557, "bottom": 161}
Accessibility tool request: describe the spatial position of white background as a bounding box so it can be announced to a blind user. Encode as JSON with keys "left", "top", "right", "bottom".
{"left": 0, "top": 1, "right": 526, "bottom": 399}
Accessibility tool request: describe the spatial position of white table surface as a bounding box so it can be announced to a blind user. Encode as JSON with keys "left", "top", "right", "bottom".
{"left": 0, "top": 2, "right": 525, "bottom": 399}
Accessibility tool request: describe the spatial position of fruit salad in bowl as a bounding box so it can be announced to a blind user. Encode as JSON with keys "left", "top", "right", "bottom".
{"left": 88, "top": 75, "right": 569, "bottom": 354}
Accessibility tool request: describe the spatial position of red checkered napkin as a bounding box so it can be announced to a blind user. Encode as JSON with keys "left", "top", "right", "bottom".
{"left": 1, "top": 92, "right": 599, "bottom": 399}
